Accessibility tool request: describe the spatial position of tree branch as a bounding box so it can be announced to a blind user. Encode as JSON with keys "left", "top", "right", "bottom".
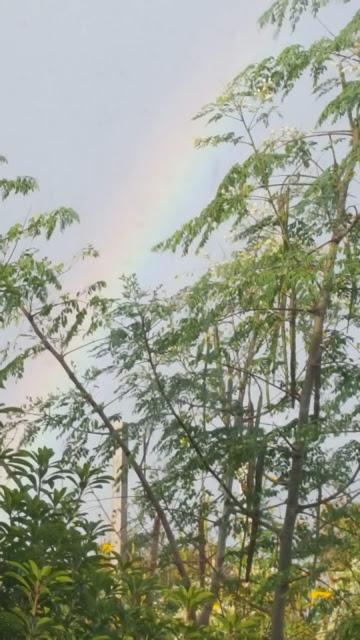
{"left": 21, "top": 306, "right": 190, "bottom": 587}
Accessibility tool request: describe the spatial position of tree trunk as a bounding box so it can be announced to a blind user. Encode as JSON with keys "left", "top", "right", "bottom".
{"left": 119, "top": 422, "right": 129, "bottom": 561}
{"left": 270, "top": 242, "right": 338, "bottom": 640}
{"left": 197, "top": 473, "right": 234, "bottom": 626}
{"left": 198, "top": 506, "right": 207, "bottom": 588}
{"left": 245, "top": 445, "right": 266, "bottom": 582}
{"left": 198, "top": 331, "right": 258, "bottom": 626}
{"left": 111, "top": 421, "right": 129, "bottom": 560}
{"left": 149, "top": 514, "right": 161, "bottom": 574}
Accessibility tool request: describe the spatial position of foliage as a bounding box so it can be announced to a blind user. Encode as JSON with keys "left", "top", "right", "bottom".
{"left": 0, "top": 1, "right": 359, "bottom": 639}
{"left": 259, "top": 0, "right": 352, "bottom": 31}
{"left": 0, "top": 447, "right": 223, "bottom": 639}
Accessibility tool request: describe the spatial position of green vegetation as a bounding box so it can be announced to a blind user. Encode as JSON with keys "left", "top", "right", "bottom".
{"left": 0, "top": 1, "right": 359, "bottom": 638}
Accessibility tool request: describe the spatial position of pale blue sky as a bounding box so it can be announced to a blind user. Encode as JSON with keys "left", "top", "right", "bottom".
{"left": 0, "top": 1, "right": 273, "bottom": 285}
{"left": 0, "top": 1, "right": 354, "bottom": 287}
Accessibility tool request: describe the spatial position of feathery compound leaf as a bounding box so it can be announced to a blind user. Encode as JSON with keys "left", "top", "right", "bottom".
{"left": 259, "top": 0, "right": 352, "bottom": 31}
{"left": 318, "top": 81, "right": 360, "bottom": 125}
{"left": 0, "top": 176, "right": 38, "bottom": 199}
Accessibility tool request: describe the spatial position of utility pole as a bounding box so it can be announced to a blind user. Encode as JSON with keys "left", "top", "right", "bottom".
{"left": 111, "top": 419, "right": 128, "bottom": 560}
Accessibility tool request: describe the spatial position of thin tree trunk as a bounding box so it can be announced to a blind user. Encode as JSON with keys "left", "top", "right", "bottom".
{"left": 149, "top": 514, "right": 161, "bottom": 574}
{"left": 198, "top": 505, "right": 207, "bottom": 588}
{"left": 312, "top": 485, "right": 322, "bottom": 573}
{"left": 197, "top": 473, "right": 234, "bottom": 626}
{"left": 198, "top": 332, "right": 257, "bottom": 626}
{"left": 289, "top": 290, "right": 297, "bottom": 408}
{"left": 120, "top": 422, "right": 129, "bottom": 561}
{"left": 245, "top": 445, "right": 266, "bottom": 582}
{"left": 198, "top": 327, "right": 238, "bottom": 626}
{"left": 270, "top": 241, "right": 338, "bottom": 640}
{"left": 111, "top": 421, "right": 129, "bottom": 560}
{"left": 198, "top": 325, "right": 235, "bottom": 625}
{"left": 244, "top": 391, "right": 264, "bottom": 582}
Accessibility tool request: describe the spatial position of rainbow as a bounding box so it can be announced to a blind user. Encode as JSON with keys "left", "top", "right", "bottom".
{"left": 90, "top": 128, "right": 223, "bottom": 289}
{"left": 11, "top": 128, "right": 222, "bottom": 421}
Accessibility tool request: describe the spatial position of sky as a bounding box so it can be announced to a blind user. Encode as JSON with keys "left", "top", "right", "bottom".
{"left": 0, "top": 0, "right": 275, "bottom": 287}
{"left": 0, "top": 1, "right": 354, "bottom": 287}
{"left": 0, "top": 0, "right": 356, "bottom": 441}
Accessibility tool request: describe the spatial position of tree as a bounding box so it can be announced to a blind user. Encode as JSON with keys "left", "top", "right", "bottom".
{"left": 155, "top": 2, "right": 360, "bottom": 637}
{"left": 0, "top": 446, "right": 205, "bottom": 639}
{"left": 0, "top": 1, "right": 360, "bottom": 638}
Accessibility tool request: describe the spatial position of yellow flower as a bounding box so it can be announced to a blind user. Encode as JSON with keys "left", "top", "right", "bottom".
{"left": 310, "top": 589, "right": 333, "bottom": 602}
{"left": 99, "top": 542, "right": 113, "bottom": 555}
